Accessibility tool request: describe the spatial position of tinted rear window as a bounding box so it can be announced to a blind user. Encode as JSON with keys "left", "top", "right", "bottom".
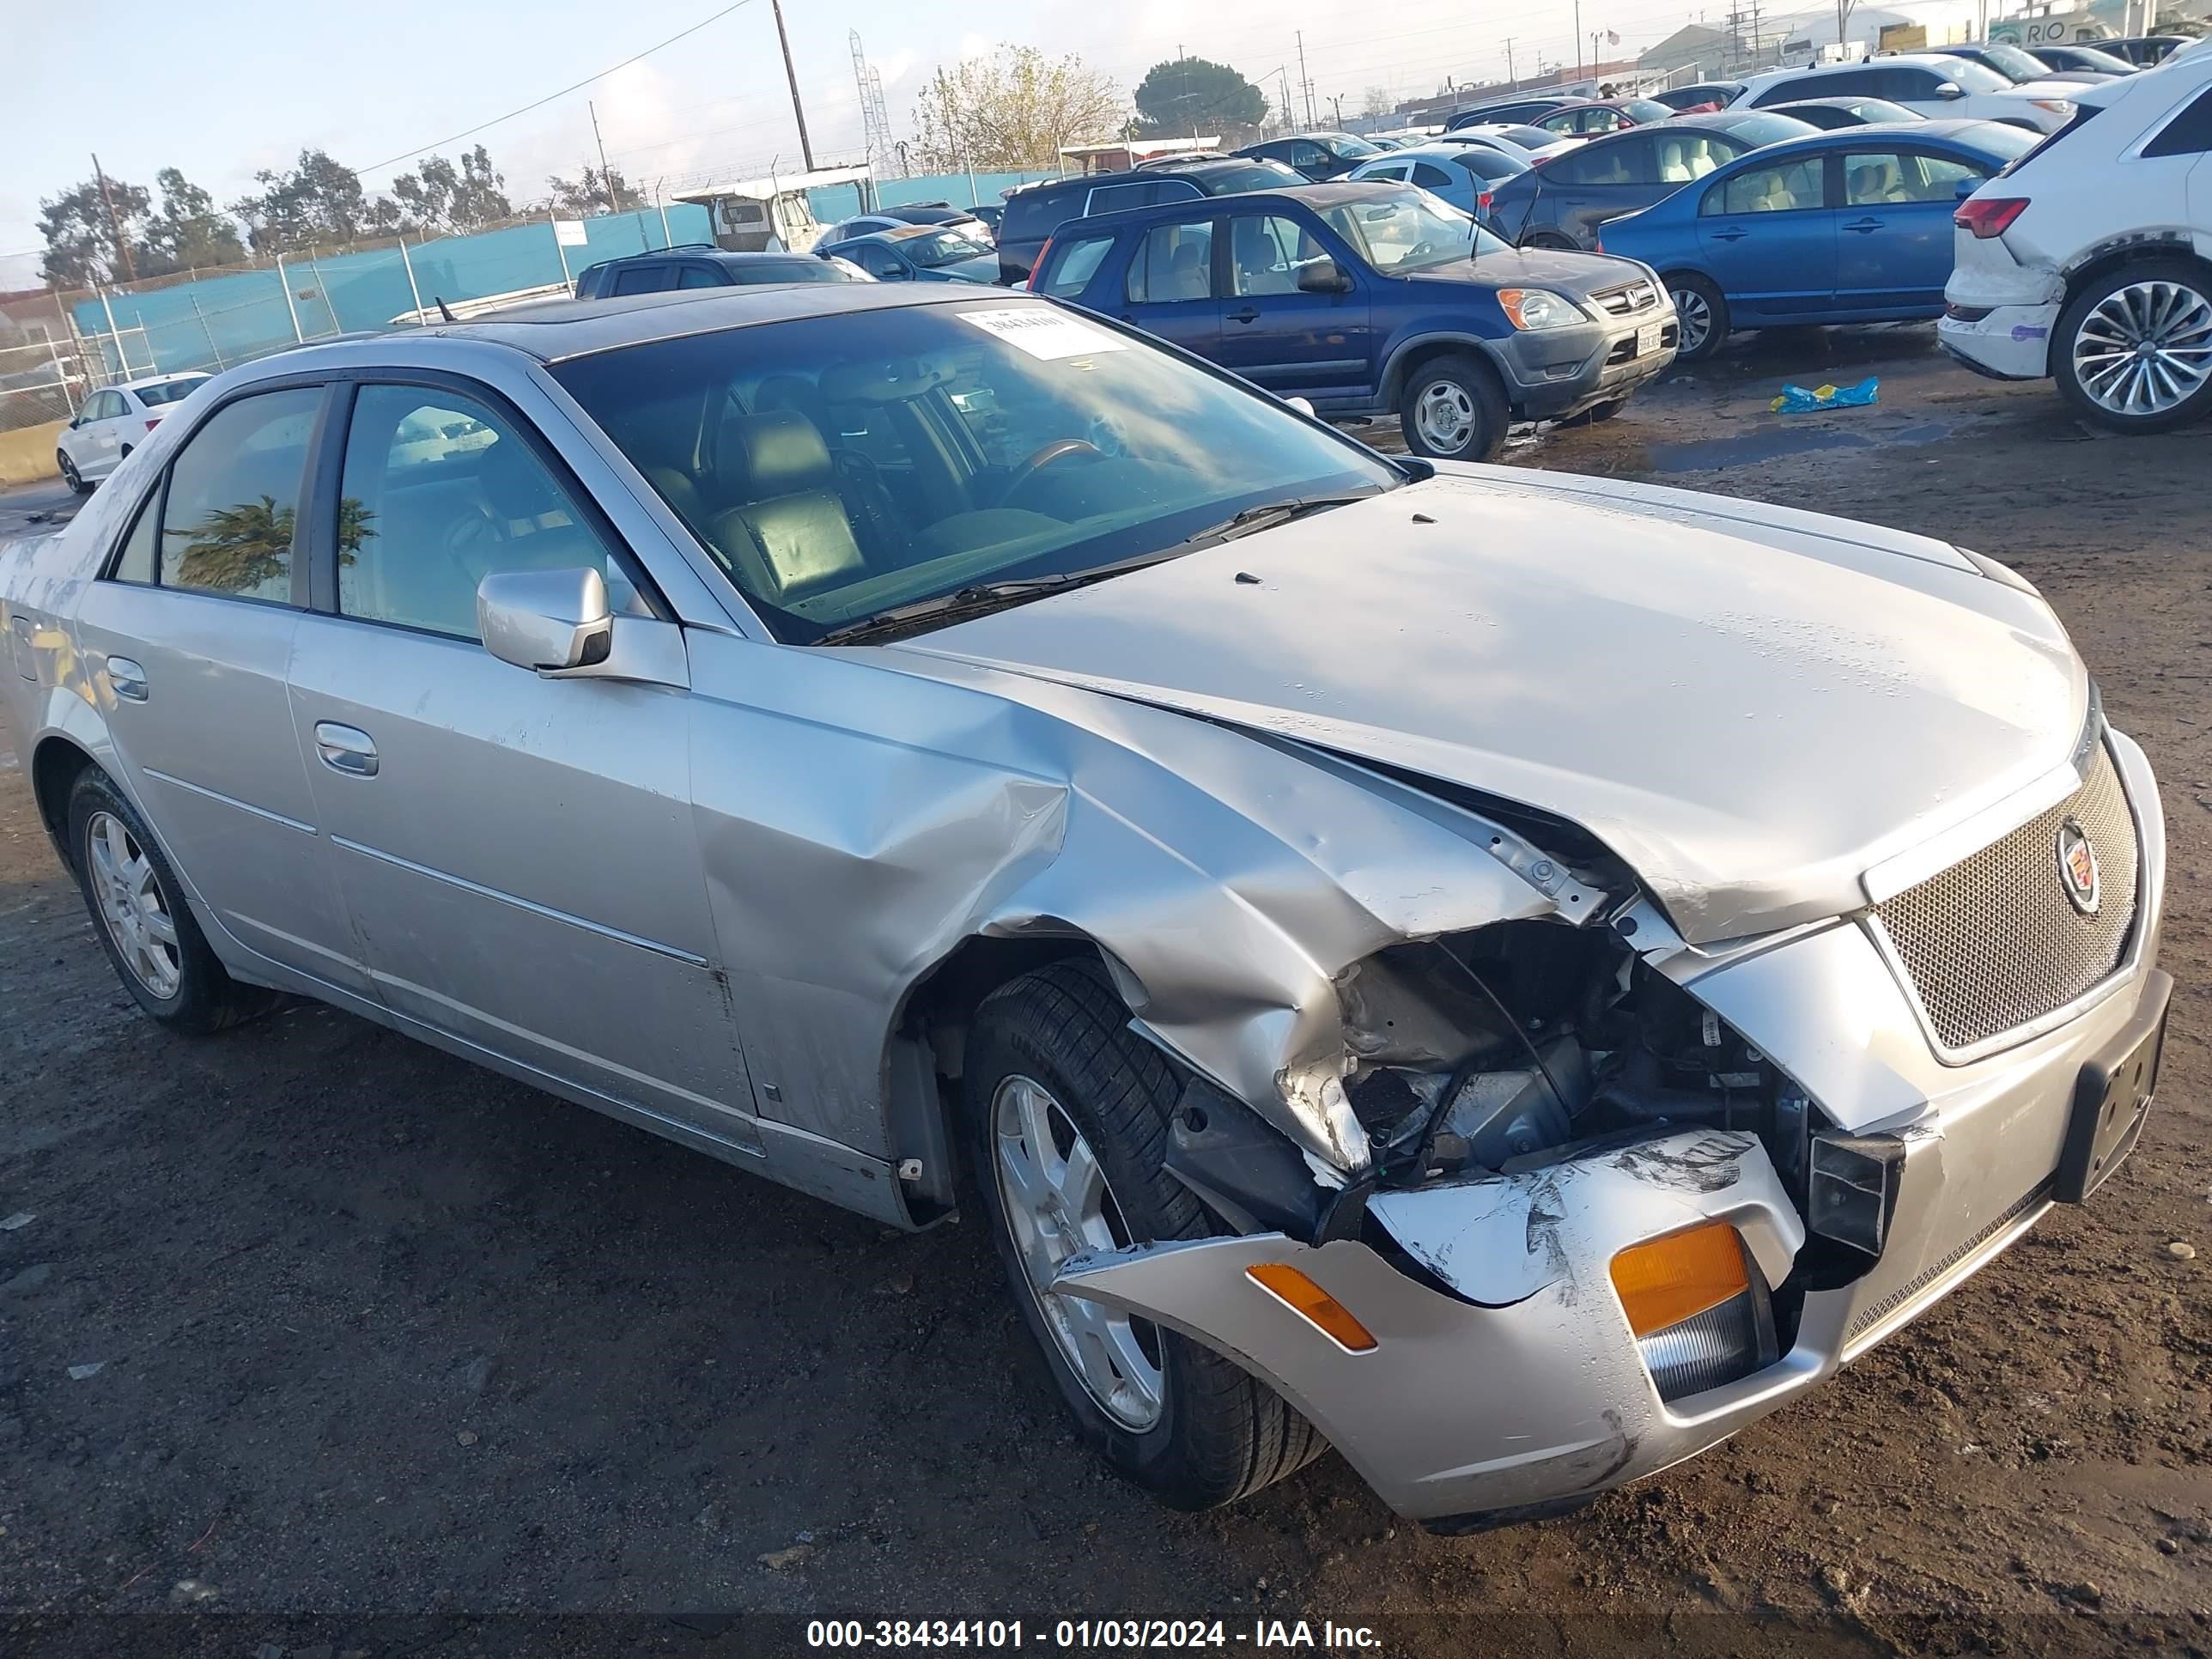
{"left": 999, "top": 189, "right": 1068, "bottom": 244}
{"left": 134, "top": 378, "right": 204, "bottom": 407}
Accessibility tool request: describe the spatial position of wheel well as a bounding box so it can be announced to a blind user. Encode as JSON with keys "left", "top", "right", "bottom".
{"left": 1384, "top": 340, "right": 1503, "bottom": 414}
{"left": 2064, "top": 240, "right": 2209, "bottom": 309}
{"left": 884, "top": 933, "right": 1113, "bottom": 1217}
{"left": 31, "top": 735, "right": 95, "bottom": 866}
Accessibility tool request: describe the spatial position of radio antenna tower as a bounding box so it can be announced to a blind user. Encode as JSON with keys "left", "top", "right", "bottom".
{"left": 852, "top": 31, "right": 900, "bottom": 176}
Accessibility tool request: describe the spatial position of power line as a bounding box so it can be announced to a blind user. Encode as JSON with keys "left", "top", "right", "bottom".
{"left": 353, "top": 0, "right": 757, "bottom": 177}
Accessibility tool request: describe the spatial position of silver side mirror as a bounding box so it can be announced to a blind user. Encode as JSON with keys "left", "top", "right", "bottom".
{"left": 478, "top": 567, "right": 611, "bottom": 672}
{"left": 1285, "top": 396, "right": 1317, "bottom": 418}
{"left": 1935, "top": 81, "right": 1965, "bottom": 98}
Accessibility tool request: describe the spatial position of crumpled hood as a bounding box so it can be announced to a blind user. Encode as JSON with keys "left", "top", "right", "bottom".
{"left": 897, "top": 467, "right": 2088, "bottom": 944}
{"left": 1405, "top": 246, "right": 1654, "bottom": 298}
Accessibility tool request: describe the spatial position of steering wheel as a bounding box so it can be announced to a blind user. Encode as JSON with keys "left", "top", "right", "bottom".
{"left": 997, "top": 438, "right": 1100, "bottom": 507}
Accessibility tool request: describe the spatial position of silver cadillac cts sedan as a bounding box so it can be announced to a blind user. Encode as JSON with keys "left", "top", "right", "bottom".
{"left": 0, "top": 283, "right": 2170, "bottom": 1530}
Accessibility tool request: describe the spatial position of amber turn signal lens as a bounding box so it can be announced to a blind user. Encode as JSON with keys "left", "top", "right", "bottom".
{"left": 1610, "top": 1222, "right": 1751, "bottom": 1339}
{"left": 1246, "top": 1262, "right": 1378, "bottom": 1353}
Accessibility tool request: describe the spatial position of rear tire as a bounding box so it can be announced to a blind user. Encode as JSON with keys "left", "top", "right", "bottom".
{"left": 1666, "top": 272, "right": 1729, "bottom": 362}
{"left": 966, "top": 959, "right": 1328, "bottom": 1511}
{"left": 58, "top": 452, "right": 88, "bottom": 494}
{"left": 1400, "top": 353, "right": 1509, "bottom": 462}
{"left": 2052, "top": 258, "right": 2212, "bottom": 434}
{"left": 66, "top": 769, "right": 279, "bottom": 1034}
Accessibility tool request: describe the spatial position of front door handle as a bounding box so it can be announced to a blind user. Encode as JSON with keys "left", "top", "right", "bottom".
{"left": 313, "top": 721, "right": 379, "bottom": 777}
{"left": 1844, "top": 217, "right": 1884, "bottom": 233}
{"left": 106, "top": 656, "right": 149, "bottom": 702}
{"left": 1227, "top": 307, "right": 1261, "bottom": 324}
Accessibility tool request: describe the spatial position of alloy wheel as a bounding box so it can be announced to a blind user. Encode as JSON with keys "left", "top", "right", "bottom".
{"left": 2071, "top": 279, "right": 2212, "bottom": 418}
{"left": 1413, "top": 380, "right": 1478, "bottom": 453}
{"left": 86, "top": 811, "right": 181, "bottom": 999}
{"left": 1671, "top": 286, "right": 1713, "bottom": 356}
{"left": 991, "top": 1073, "right": 1165, "bottom": 1431}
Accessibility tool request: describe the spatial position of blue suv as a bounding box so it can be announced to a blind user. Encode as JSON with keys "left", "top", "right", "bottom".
{"left": 1029, "top": 181, "right": 1677, "bottom": 460}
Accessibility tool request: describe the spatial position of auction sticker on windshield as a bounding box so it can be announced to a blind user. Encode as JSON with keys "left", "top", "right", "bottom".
{"left": 959, "top": 307, "right": 1128, "bottom": 361}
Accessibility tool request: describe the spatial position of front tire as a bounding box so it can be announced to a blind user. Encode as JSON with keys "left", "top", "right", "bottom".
{"left": 966, "top": 959, "right": 1327, "bottom": 1510}
{"left": 1400, "top": 353, "right": 1509, "bottom": 462}
{"left": 58, "top": 451, "right": 88, "bottom": 494}
{"left": 66, "top": 769, "right": 277, "bottom": 1033}
{"left": 1667, "top": 272, "right": 1729, "bottom": 362}
{"left": 2053, "top": 259, "right": 2212, "bottom": 434}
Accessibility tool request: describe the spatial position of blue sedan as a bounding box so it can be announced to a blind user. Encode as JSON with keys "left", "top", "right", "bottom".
{"left": 1592, "top": 120, "right": 2039, "bottom": 360}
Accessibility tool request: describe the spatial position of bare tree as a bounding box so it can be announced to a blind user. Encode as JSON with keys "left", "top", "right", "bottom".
{"left": 912, "top": 45, "right": 1124, "bottom": 172}
{"left": 1361, "top": 85, "right": 1395, "bottom": 118}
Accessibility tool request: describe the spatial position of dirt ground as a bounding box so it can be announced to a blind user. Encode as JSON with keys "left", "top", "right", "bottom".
{"left": 2, "top": 326, "right": 2208, "bottom": 1659}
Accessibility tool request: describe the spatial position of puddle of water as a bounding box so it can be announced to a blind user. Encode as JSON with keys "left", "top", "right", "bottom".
{"left": 1644, "top": 414, "right": 1972, "bottom": 475}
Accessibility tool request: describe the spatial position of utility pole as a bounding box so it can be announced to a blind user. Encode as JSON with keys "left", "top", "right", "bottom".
{"left": 1574, "top": 0, "right": 1584, "bottom": 80}
{"left": 1297, "top": 31, "right": 1316, "bottom": 128}
{"left": 1330, "top": 93, "right": 1345, "bottom": 128}
{"left": 770, "top": 0, "right": 817, "bottom": 173}
{"left": 1279, "top": 67, "right": 1296, "bottom": 133}
{"left": 1504, "top": 37, "right": 1517, "bottom": 88}
{"left": 90, "top": 153, "right": 137, "bottom": 284}
{"left": 589, "top": 101, "right": 617, "bottom": 213}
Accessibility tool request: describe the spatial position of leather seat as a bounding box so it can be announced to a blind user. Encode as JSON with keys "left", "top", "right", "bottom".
{"left": 703, "top": 410, "right": 868, "bottom": 604}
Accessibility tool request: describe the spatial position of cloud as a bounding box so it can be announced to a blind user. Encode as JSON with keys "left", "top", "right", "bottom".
{"left": 876, "top": 49, "right": 914, "bottom": 88}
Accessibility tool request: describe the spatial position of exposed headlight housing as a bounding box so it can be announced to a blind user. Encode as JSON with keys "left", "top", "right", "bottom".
{"left": 1612, "top": 1221, "right": 1780, "bottom": 1401}
{"left": 1498, "top": 288, "right": 1583, "bottom": 330}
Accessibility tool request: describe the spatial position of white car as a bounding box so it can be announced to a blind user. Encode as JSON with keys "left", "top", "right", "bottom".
{"left": 1346, "top": 143, "right": 1529, "bottom": 215}
{"left": 57, "top": 373, "right": 211, "bottom": 493}
{"left": 1730, "top": 54, "right": 2081, "bottom": 134}
{"left": 1939, "top": 48, "right": 2212, "bottom": 431}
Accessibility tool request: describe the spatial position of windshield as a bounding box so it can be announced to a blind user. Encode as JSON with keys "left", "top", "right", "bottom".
{"left": 133, "top": 377, "right": 205, "bottom": 407}
{"left": 905, "top": 231, "right": 992, "bottom": 268}
{"left": 2056, "top": 46, "right": 2132, "bottom": 71}
{"left": 1324, "top": 134, "right": 1382, "bottom": 159}
{"left": 550, "top": 303, "right": 1397, "bottom": 643}
{"left": 1966, "top": 42, "right": 2054, "bottom": 82}
{"left": 1322, "top": 189, "right": 1510, "bottom": 271}
{"left": 1202, "top": 161, "right": 1306, "bottom": 193}
{"left": 1714, "top": 112, "right": 1820, "bottom": 145}
{"left": 1936, "top": 58, "right": 2015, "bottom": 92}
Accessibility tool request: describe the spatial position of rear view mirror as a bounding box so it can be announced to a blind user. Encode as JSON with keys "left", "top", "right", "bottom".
{"left": 1935, "top": 80, "right": 1966, "bottom": 98}
{"left": 478, "top": 568, "right": 612, "bottom": 673}
{"left": 1297, "top": 257, "right": 1354, "bottom": 295}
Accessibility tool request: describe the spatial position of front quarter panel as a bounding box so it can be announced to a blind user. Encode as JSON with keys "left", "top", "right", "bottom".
{"left": 679, "top": 630, "right": 1567, "bottom": 1174}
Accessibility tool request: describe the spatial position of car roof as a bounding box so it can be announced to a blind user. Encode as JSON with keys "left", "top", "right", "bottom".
{"left": 1704, "top": 118, "right": 2016, "bottom": 162}
{"left": 583, "top": 246, "right": 815, "bottom": 270}
{"left": 422, "top": 283, "right": 994, "bottom": 363}
{"left": 1045, "top": 179, "right": 1420, "bottom": 243}
{"left": 119, "top": 371, "right": 210, "bottom": 390}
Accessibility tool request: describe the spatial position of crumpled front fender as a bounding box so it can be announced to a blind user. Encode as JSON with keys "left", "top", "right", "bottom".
{"left": 1052, "top": 1129, "right": 1806, "bottom": 1522}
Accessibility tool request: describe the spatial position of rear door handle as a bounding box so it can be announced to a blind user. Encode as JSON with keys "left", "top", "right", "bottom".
{"left": 1228, "top": 307, "right": 1261, "bottom": 324}
{"left": 1844, "top": 218, "right": 1884, "bottom": 233}
{"left": 106, "top": 656, "right": 148, "bottom": 702}
{"left": 1709, "top": 228, "right": 1747, "bottom": 242}
{"left": 313, "top": 721, "right": 379, "bottom": 777}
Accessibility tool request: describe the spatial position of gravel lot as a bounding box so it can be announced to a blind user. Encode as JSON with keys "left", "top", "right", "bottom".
{"left": 3, "top": 327, "right": 2208, "bottom": 1658}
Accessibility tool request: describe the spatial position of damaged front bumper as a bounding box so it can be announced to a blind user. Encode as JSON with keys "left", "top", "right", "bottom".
{"left": 1054, "top": 735, "right": 2170, "bottom": 1527}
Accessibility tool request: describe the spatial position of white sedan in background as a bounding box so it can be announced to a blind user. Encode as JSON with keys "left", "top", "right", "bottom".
{"left": 57, "top": 373, "right": 210, "bottom": 492}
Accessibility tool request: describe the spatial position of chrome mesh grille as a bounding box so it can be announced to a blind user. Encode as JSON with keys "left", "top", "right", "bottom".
{"left": 1873, "top": 744, "right": 2137, "bottom": 1053}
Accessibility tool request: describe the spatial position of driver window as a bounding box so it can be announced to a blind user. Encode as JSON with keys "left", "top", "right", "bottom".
{"left": 336, "top": 385, "right": 641, "bottom": 640}
{"left": 1229, "top": 215, "right": 1311, "bottom": 296}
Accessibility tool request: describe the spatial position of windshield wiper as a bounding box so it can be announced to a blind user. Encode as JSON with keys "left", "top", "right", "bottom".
{"left": 812, "top": 550, "right": 1190, "bottom": 646}
{"left": 813, "top": 492, "right": 1381, "bottom": 647}
{"left": 1170, "top": 489, "right": 1382, "bottom": 551}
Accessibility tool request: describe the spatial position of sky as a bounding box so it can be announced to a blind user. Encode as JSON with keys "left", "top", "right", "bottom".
{"left": 2, "top": 0, "right": 1735, "bottom": 290}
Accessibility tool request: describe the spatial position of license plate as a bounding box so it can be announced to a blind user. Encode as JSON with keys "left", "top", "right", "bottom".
{"left": 2057, "top": 969, "right": 2171, "bottom": 1204}
{"left": 1636, "top": 322, "right": 1663, "bottom": 358}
